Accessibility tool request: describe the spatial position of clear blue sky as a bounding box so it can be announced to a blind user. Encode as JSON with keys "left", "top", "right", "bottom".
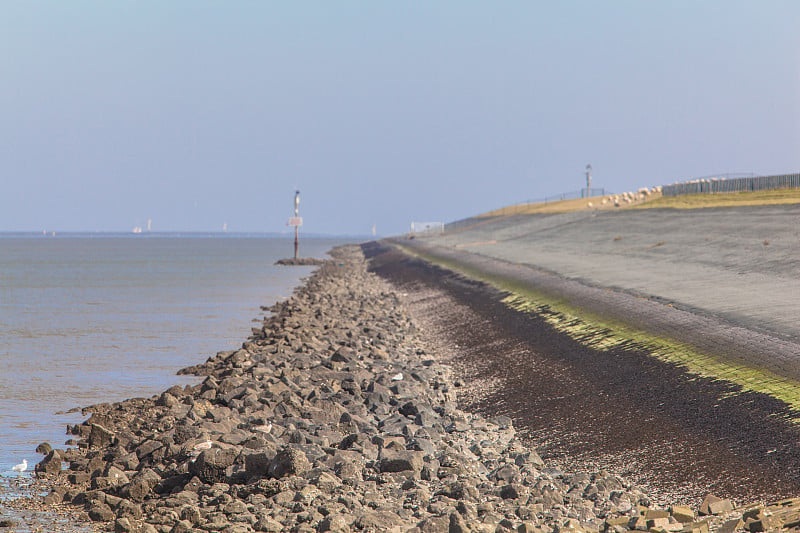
{"left": 2, "top": 2, "right": 799, "bottom": 235}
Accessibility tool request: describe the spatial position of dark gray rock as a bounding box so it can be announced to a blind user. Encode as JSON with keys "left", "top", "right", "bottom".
{"left": 114, "top": 517, "right": 136, "bottom": 533}
{"left": 378, "top": 450, "right": 424, "bottom": 473}
{"left": 88, "top": 501, "right": 115, "bottom": 522}
{"left": 169, "top": 520, "right": 193, "bottom": 533}
{"left": 87, "top": 423, "right": 115, "bottom": 448}
{"left": 121, "top": 469, "right": 161, "bottom": 502}
{"left": 36, "top": 442, "right": 53, "bottom": 455}
{"left": 35, "top": 449, "right": 63, "bottom": 476}
{"left": 268, "top": 446, "right": 311, "bottom": 478}
{"left": 134, "top": 439, "right": 164, "bottom": 460}
{"left": 189, "top": 447, "right": 238, "bottom": 484}
{"left": 245, "top": 451, "right": 272, "bottom": 477}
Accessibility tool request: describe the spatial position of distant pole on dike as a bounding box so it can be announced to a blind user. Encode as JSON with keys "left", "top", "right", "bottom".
{"left": 585, "top": 164, "right": 592, "bottom": 198}
{"left": 293, "top": 190, "right": 300, "bottom": 260}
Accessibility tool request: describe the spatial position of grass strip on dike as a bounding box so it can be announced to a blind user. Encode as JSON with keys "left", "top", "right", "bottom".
{"left": 478, "top": 188, "right": 800, "bottom": 217}
{"left": 393, "top": 241, "right": 800, "bottom": 421}
{"left": 632, "top": 188, "right": 800, "bottom": 210}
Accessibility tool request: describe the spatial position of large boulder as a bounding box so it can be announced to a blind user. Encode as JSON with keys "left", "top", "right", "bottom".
{"left": 35, "top": 449, "right": 63, "bottom": 476}
{"left": 267, "top": 446, "right": 310, "bottom": 479}
{"left": 87, "top": 423, "right": 116, "bottom": 448}
{"left": 244, "top": 452, "right": 272, "bottom": 477}
{"left": 189, "top": 448, "right": 238, "bottom": 484}
{"left": 121, "top": 468, "right": 161, "bottom": 502}
{"left": 378, "top": 450, "right": 424, "bottom": 474}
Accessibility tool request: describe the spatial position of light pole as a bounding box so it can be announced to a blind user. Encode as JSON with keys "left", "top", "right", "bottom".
{"left": 585, "top": 164, "right": 592, "bottom": 198}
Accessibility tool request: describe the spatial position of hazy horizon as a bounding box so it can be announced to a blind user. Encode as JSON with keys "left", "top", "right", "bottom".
{"left": 3, "top": 2, "right": 799, "bottom": 235}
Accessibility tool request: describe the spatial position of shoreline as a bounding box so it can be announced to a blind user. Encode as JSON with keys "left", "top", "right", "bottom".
{"left": 9, "top": 243, "right": 796, "bottom": 532}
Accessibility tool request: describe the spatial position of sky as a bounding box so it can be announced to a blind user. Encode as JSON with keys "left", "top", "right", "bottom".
{"left": 2, "top": 2, "right": 799, "bottom": 236}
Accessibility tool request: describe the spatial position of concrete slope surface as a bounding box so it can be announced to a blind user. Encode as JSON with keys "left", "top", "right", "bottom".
{"left": 427, "top": 204, "right": 800, "bottom": 343}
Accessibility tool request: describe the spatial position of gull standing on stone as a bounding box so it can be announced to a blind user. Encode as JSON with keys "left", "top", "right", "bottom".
{"left": 12, "top": 459, "right": 28, "bottom": 473}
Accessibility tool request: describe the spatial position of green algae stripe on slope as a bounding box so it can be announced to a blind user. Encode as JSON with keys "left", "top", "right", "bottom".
{"left": 394, "top": 242, "right": 800, "bottom": 421}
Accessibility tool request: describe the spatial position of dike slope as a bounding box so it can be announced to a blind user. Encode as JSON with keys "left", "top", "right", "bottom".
{"left": 430, "top": 204, "right": 800, "bottom": 342}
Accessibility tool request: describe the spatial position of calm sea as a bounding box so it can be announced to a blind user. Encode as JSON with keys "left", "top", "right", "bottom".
{"left": 0, "top": 234, "right": 354, "bottom": 476}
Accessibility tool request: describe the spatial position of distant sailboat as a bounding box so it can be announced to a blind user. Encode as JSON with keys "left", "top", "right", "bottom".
{"left": 132, "top": 226, "right": 142, "bottom": 234}
{"left": 147, "top": 219, "right": 152, "bottom": 232}
{"left": 223, "top": 222, "right": 228, "bottom": 233}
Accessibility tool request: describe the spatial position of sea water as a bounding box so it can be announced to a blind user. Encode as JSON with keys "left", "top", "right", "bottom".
{"left": 0, "top": 234, "right": 355, "bottom": 476}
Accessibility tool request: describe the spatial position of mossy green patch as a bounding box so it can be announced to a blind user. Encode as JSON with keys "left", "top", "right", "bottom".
{"left": 394, "top": 242, "right": 800, "bottom": 418}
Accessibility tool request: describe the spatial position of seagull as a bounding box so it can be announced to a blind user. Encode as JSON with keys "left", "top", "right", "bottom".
{"left": 12, "top": 459, "right": 27, "bottom": 473}
{"left": 391, "top": 372, "right": 404, "bottom": 381}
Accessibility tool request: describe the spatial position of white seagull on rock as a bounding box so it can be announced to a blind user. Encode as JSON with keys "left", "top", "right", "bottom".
{"left": 12, "top": 459, "right": 28, "bottom": 473}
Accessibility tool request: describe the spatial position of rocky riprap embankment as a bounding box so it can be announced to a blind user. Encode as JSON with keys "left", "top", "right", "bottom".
{"left": 31, "top": 245, "right": 780, "bottom": 533}
{"left": 275, "top": 257, "right": 328, "bottom": 266}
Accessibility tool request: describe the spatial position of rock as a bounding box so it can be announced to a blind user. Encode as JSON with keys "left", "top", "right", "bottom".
{"left": 717, "top": 518, "right": 744, "bottom": 533}
{"left": 275, "top": 257, "right": 327, "bottom": 266}
{"left": 399, "top": 401, "right": 421, "bottom": 418}
{"left": 254, "top": 516, "right": 285, "bottom": 532}
{"left": 500, "top": 483, "right": 522, "bottom": 500}
{"left": 114, "top": 517, "right": 135, "bottom": 533}
{"left": 170, "top": 520, "right": 194, "bottom": 533}
{"left": 35, "top": 449, "right": 63, "bottom": 476}
{"left": 681, "top": 520, "right": 710, "bottom": 533}
{"left": 134, "top": 439, "right": 164, "bottom": 460}
{"left": 156, "top": 391, "right": 178, "bottom": 408}
{"left": 418, "top": 515, "right": 450, "bottom": 532}
{"left": 43, "top": 489, "right": 65, "bottom": 505}
{"left": 268, "top": 446, "right": 311, "bottom": 478}
{"left": 378, "top": 450, "right": 424, "bottom": 473}
{"left": 449, "top": 512, "right": 470, "bottom": 533}
{"left": 355, "top": 511, "right": 400, "bottom": 530}
{"left": 747, "top": 516, "right": 782, "bottom": 533}
{"left": 189, "top": 447, "right": 238, "bottom": 484}
{"left": 318, "top": 513, "right": 351, "bottom": 532}
{"left": 515, "top": 450, "right": 545, "bottom": 468}
{"left": 671, "top": 505, "right": 695, "bottom": 523}
{"left": 438, "top": 481, "right": 478, "bottom": 501}
{"left": 88, "top": 502, "right": 116, "bottom": 522}
{"left": 117, "top": 499, "right": 143, "bottom": 520}
{"left": 105, "top": 465, "right": 130, "bottom": 486}
{"left": 313, "top": 471, "right": 340, "bottom": 492}
{"left": 245, "top": 451, "right": 272, "bottom": 477}
{"left": 36, "top": 442, "right": 53, "bottom": 455}
{"left": 87, "top": 423, "right": 116, "bottom": 448}
{"left": 121, "top": 469, "right": 161, "bottom": 502}
{"left": 699, "top": 494, "right": 734, "bottom": 516}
